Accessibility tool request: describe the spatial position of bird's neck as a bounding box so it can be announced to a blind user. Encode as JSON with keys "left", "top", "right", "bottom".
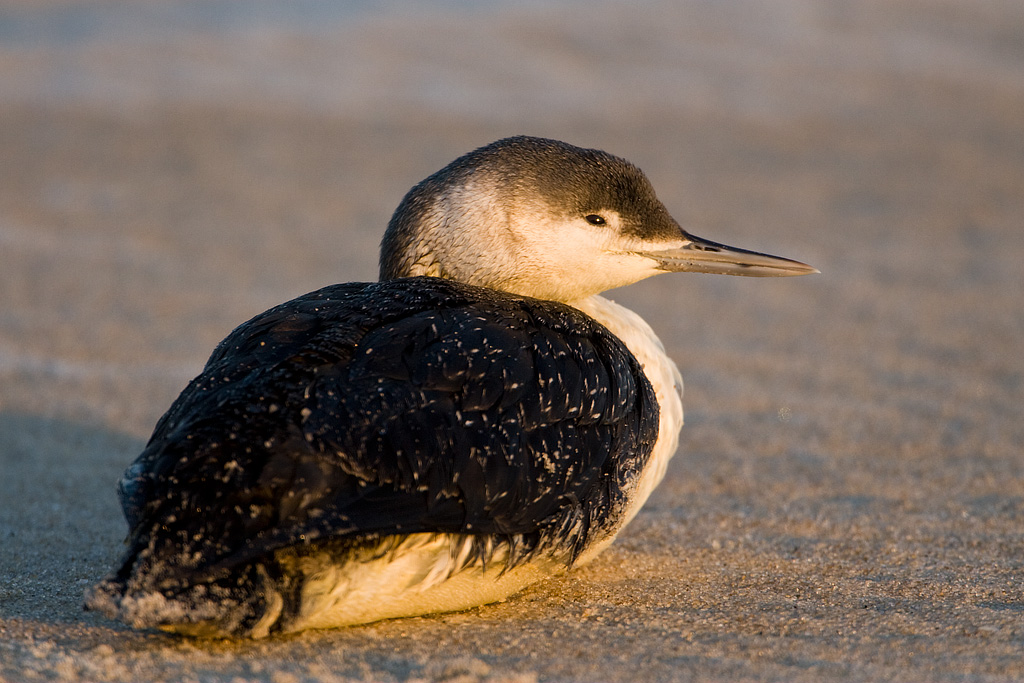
{"left": 568, "top": 295, "right": 666, "bottom": 368}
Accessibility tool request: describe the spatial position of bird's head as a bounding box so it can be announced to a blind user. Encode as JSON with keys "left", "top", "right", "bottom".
{"left": 380, "top": 136, "right": 816, "bottom": 303}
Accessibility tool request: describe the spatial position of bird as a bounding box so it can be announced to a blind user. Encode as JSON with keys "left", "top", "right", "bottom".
{"left": 85, "top": 135, "right": 816, "bottom": 637}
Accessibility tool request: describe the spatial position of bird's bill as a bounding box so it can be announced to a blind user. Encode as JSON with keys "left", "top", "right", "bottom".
{"left": 637, "top": 232, "right": 818, "bottom": 277}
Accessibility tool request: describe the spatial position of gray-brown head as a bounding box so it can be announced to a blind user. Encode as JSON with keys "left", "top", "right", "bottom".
{"left": 380, "top": 136, "right": 815, "bottom": 303}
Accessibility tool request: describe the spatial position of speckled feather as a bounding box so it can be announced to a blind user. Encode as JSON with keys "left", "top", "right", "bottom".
{"left": 105, "top": 276, "right": 658, "bottom": 631}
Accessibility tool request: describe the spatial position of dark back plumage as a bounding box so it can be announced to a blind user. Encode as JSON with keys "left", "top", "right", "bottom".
{"left": 112, "top": 277, "right": 658, "bottom": 608}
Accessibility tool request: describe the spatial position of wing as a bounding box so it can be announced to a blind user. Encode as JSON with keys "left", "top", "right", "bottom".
{"left": 116, "top": 277, "right": 659, "bottom": 586}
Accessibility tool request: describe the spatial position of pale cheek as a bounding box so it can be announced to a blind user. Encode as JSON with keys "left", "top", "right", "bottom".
{"left": 544, "top": 237, "right": 659, "bottom": 294}
{"left": 500, "top": 215, "right": 666, "bottom": 298}
{"left": 589, "top": 254, "right": 663, "bottom": 289}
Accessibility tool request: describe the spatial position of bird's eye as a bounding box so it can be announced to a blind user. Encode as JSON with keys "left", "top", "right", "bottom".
{"left": 584, "top": 214, "right": 607, "bottom": 226}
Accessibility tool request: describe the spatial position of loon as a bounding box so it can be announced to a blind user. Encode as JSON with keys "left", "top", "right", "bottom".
{"left": 85, "top": 136, "right": 816, "bottom": 637}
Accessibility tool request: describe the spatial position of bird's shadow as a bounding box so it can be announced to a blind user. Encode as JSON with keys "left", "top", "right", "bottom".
{"left": 0, "top": 410, "right": 142, "bottom": 626}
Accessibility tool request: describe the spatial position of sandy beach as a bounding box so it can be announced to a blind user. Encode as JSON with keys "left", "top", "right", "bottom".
{"left": 2, "top": 1, "right": 1023, "bottom": 680}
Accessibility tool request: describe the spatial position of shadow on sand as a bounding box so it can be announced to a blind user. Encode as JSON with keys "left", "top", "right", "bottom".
{"left": 0, "top": 411, "right": 143, "bottom": 624}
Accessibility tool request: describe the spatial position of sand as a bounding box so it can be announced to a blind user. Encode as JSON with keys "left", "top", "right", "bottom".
{"left": 1, "top": 0, "right": 1023, "bottom": 680}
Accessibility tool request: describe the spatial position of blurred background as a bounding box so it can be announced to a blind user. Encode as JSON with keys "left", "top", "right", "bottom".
{"left": 2, "top": 0, "right": 1022, "bottom": 434}
{"left": 1, "top": 1, "right": 1023, "bottom": 681}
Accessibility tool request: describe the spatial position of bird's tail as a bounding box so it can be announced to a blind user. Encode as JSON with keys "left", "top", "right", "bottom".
{"left": 83, "top": 556, "right": 287, "bottom": 638}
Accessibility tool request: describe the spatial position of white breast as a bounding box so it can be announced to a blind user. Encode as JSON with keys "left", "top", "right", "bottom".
{"left": 569, "top": 294, "right": 684, "bottom": 564}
